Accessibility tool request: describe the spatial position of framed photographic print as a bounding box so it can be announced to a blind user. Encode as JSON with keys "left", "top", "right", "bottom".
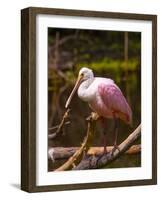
{"left": 21, "top": 7, "right": 157, "bottom": 192}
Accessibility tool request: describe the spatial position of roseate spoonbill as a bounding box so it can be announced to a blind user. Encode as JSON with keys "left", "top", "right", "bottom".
{"left": 65, "top": 67, "right": 132, "bottom": 154}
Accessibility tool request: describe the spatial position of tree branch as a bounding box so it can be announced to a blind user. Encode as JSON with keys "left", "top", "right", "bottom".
{"left": 48, "top": 109, "right": 70, "bottom": 139}
{"left": 73, "top": 124, "right": 141, "bottom": 170}
{"left": 54, "top": 113, "right": 98, "bottom": 171}
{"left": 48, "top": 144, "right": 141, "bottom": 161}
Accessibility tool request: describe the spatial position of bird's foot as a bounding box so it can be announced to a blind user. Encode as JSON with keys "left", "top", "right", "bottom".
{"left": 86, "top": 112, "right": 100, "bottom": 122}
{"left": 110, "top": 144, "right": 120, "bottom": 156}
{"left": 91, "top": 112, "right": 100, "bottom": 120}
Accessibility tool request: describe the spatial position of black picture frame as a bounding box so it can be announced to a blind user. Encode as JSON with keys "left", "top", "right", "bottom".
{"left": 21, "top": 7, "right": 157, "bottom": 192}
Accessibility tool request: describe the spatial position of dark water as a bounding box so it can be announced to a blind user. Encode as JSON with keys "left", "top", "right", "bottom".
{"left": 48, "top": 70, "right": 141, "bottom": 171}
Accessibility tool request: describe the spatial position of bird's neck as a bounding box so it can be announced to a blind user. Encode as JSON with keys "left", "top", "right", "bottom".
{"left": 81, "top": 78, "right": 94, "bottom": 89}
{"left": 78, "top": 78, "right": 94, "bottom": 102}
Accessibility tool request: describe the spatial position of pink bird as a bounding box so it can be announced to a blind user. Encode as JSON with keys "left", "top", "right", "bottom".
{"left": 65, "top": 67, "right": 132, "bottom": 154}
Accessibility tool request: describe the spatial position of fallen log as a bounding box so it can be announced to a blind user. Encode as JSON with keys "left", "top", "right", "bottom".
{"left": 48, "top": 144, "right": 141, "bottom": 161}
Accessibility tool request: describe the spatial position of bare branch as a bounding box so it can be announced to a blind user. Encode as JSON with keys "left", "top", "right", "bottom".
{"left": 48, "top": 144, "right": 141, "bottom": 161}
{"left": 54, "top": 113, "right": 98, "bottom": 171}
{"left": 48, "top": 109, "right": 70, "bottom": 139}
{"left": 73, "top": 124, "right": 141, "bottom": 170}
{"left": 48, "top": 121, "right": 70, "bottom": 132}
{"left": 49, "top": 108, "right": 141, "bottom": 171}
{"left": 49, "top": 32, "right": 79, "bottom": 53}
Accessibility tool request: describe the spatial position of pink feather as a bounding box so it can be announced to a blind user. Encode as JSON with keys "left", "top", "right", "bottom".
{"left": 90, "top": 83, "right": 132, "bottom": 125}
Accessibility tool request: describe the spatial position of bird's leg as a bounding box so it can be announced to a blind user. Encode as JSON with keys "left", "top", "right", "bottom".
{"left": 111, "top": 115, "right": 120, "bottom": 155}
{"left": 101, "top": 118, "right": 108, "bottom": 154}
{"left": 95, "top": 118, "right": 108, "bottom": 165}
{"left": 114, "top": 117, "right": 118, "bottom": 147}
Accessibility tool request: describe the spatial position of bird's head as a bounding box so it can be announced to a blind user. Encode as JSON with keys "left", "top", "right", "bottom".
{"left": 78, "top": 67, "right": 94, "bottom": 81}
{"left": 65, "top": 67, "right": 94, "bottom": 108}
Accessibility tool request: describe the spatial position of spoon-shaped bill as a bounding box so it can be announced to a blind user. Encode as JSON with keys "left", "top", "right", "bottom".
{"left": 65, "top": 74, "right": 83, "bottom": 108}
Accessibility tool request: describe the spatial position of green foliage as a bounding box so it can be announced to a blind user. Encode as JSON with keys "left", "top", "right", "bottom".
{"left": 48, "top": 58, "right": 139, "bottom": 92}
{"left": 48, "top": 69, "right": 63, "bottom": 92}
{"left": 76, "top": 58, "right": 139, "bottom": 75}
{"left": 65, "top": 71, "right": 77, "bottom": 82}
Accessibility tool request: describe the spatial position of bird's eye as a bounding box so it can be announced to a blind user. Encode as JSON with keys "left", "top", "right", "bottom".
{"left": 80, "top": 73, "right": 84, "bottom": 76}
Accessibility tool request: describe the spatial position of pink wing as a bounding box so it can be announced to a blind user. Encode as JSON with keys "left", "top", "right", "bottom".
{"left": 98, "top": 83, "right": 132, "bottom": 124}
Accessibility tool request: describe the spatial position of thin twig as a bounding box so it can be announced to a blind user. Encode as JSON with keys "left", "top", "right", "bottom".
{"left": 48, "top": 121, "right": 71, "bottom": 131}
{"left": 48, "top": 109, "right": 70, "bottom": 139}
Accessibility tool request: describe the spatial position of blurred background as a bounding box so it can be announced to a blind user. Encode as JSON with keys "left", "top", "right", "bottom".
{"left": 48, "top": 28, "right": 141, "bottom": 171}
